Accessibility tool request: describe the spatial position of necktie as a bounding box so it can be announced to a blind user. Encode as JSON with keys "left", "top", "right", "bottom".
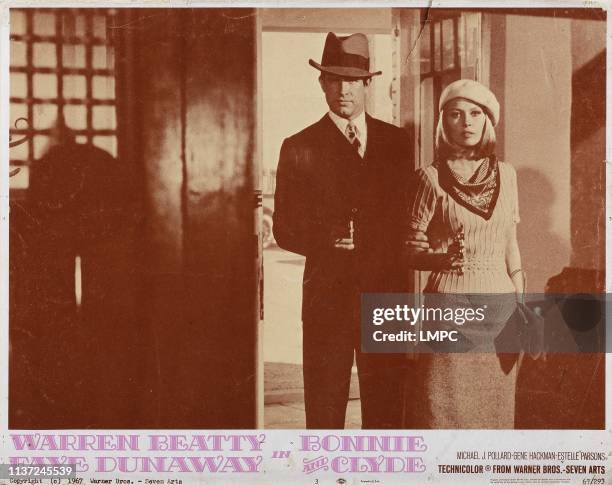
{"left": 346, "top": 122, "right": 362, "bottom": 156}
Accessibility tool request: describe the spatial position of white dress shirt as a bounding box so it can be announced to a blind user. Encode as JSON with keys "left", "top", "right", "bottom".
{"left": 328, "top": 110, "right": 367, "bottom": 157}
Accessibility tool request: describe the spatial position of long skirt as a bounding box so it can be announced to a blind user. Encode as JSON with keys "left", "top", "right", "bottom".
{"left": 404, "top": 293, "right": 518, "bottom": 429}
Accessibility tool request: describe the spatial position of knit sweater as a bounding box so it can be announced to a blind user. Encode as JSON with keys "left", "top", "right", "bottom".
{"left": 410, "top": 161, "right": 520, "bottom": 293}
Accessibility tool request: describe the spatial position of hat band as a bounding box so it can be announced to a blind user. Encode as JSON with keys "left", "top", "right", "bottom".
{"left": 321, "top": 52, "right": 369, "bottom": 72}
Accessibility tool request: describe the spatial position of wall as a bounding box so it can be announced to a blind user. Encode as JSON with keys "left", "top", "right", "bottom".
{"left": 261, "top": 8, "right": 392, "bottom": 33}
{"left": 495, "top": 14, "right": 573, "bottom": 293}
{"left": 10, "top": 9, "right": 258, "bottom": 429}
{"left": 498, "top": 12, "right": 606, "bottom": 430}
{"left": 125, "top": 9, "right": 258, "bottom": 428}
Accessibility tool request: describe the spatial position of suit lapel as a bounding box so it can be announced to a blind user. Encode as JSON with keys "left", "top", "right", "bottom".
{"left": 363, "top": 114, "right": 381, "bottom": 163}
{"left": 316, "top": 114, "right": 362, "bottom": 164}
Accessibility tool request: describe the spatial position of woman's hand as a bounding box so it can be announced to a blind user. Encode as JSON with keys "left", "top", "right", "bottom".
{"left": 425, "top": 252, "right": 464, "bottom": 271}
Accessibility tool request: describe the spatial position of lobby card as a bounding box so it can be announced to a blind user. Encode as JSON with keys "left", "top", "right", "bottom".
{"left": 1, "top": 2, "right": 609, "bottom": 484}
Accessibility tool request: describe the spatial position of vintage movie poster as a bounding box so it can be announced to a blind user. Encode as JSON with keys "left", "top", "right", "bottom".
{"left": 0, "top": 1, "right": 609, "bottom": 484}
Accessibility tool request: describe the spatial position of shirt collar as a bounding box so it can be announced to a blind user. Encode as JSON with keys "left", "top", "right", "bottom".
{"left": 327, "top": 110, "right": 367, "bottom": 140}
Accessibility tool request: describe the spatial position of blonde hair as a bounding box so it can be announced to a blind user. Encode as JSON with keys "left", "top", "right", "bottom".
{"left": 435, "top": 107, "right": 497, "bottom": 161}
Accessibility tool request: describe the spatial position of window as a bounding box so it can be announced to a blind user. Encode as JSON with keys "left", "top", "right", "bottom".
{"left": 418, "top": 11, "right": 481, "bottom": 164}
{"left": 9, "top": 8, "right": 118, "bottom": 191}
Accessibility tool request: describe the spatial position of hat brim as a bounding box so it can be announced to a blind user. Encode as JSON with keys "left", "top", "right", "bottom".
{"left": 309, "top": 59, "right": 381, "bottom": 79}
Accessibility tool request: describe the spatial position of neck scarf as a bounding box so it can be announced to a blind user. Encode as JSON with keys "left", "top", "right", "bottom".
{"left": 436, "top": 156, "right": 500, "bottom": 220}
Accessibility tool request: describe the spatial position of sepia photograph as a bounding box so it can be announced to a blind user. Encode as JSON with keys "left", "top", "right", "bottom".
{"left": 6, "top": 4, "right": 606, "bottom": 439}
{"left": 261, "top": 7, "right": 606, "bottom": 431}
{"left": 8, "top": 7, "right": 258, "bottom": 429}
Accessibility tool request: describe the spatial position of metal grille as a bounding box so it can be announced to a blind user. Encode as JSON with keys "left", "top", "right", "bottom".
{"left": 9, "top": 8, "right": 117, "bottom": 179}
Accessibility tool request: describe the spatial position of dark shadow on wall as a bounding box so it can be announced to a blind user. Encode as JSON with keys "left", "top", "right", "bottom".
{"left": 515, "top": 167, "right": 570, "bottom": 294}
{"left": 570, "top": 50, "right": 606, "bottom": 276}
{"left": 515, "top": 269, "right": 605, "bottom": 429}
{"left": 10, "top": 136, "right": 142, "bottom": 429}
{"left": 570, "top": 51, "right": 606, "bottom": 146}
{"left": 114, "top": 8, "right": 258, "bottom": 429}
{"left": 10, "top": 8, "right": 258, "bottom": 429}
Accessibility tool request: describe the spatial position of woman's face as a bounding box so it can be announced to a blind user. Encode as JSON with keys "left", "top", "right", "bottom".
{"left": 443, "top": 98, "right": 487, "bottom": 148}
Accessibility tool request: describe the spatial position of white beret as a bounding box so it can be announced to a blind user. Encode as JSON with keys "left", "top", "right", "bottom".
{"left": 439, "top": 79, "right": 500, "bottom": 126}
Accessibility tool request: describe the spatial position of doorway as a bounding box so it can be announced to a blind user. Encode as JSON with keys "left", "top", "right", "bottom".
{"left": 259, "top": 10, "right": 395, "bottom": 428}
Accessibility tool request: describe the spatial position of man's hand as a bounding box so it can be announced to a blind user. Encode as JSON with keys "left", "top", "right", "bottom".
{"left": 404, "top": 230, "right": 465, "bottom": 271}
{"left": 331, "top": 223, "right": 355, "bottom": 251}
{"left": 334, "top": 237, "right": 355, "bottom": 251}
{"left": 405, "top": 230, "right": 432, "bottom": 253}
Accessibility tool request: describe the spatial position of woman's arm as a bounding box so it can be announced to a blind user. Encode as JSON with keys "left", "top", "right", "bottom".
{"left": 506, "top": 224, "right": 524, "bottom": 294}
{"left": 506, "top": 164, "right": 524, "bottom": 295}
{"left": 405, "top": 169, "right": 463, "bottom": 272}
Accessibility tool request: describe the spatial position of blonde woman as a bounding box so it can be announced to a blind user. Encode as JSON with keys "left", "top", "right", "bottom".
{"left": 406, "top": 79, "right": 523, "bottom": 428}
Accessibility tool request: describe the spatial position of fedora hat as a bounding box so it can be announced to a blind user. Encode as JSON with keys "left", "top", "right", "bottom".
{"left": 309, "top": 32, "right": 382, "bottom": 79}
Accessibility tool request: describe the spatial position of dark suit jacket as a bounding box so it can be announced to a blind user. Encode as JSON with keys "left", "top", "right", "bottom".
{"left": 273, "top": 113, "right": 413, "bottom": 323}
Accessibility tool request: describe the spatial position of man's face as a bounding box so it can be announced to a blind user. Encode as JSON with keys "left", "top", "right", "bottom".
{"left": 319, "top": 74, "right": 369, "bottom": 120}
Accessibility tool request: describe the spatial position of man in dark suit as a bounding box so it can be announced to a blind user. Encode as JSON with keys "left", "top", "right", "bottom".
{"left": 273, "top": 32, "right": 414, "bottom": 429}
